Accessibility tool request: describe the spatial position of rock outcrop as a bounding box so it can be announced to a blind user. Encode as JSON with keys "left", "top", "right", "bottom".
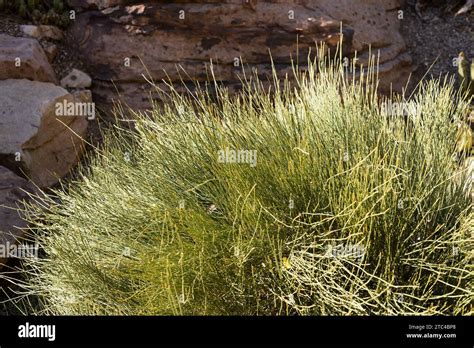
{"left": 66, "top": 0, "right": 412, "bottom": 112}
{"left": 0, "top": 34, "right": 57, "bottom": 83}
{"left": 0, "top": 79, "right": 88, "bottom": 188}
{"left": 314, "top": 0, "right": 411, "bottom": 92}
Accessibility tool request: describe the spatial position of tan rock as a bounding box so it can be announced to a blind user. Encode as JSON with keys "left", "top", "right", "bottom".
{"left": 67, "top": 0, "right": 123, "bottom": 10}
{"left": 0, "top": 34, "right": 57, "bottom": 83}
{"left": 38, "top": 25, "right": 64, "bottom": 41}
{"left": 0, "top": 79, "right": 88, "bottom": 188}
{"left": 19, "top": 24, "right": 42, "bottom": 39}
{"left": 72, "top": 89, "right": 93, "bottom": 103}
{"left": 42, "top": 43, "right": 59, "bottom": 63}
{"left": 102, "top": 5, "right": 120, "bottom": 15}
{"left": 0, "top": 166, "right": 36, "bottom": 268}
{"left": 20, "top": 24, "right": 64, "bottom": 41}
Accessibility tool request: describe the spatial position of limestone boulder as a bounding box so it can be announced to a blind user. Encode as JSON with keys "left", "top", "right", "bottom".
{"left": 0, "top": 79, "right": 89, "bottom": 188}
{"left": 0, "top": 34, "right": 57, "bottom": 83}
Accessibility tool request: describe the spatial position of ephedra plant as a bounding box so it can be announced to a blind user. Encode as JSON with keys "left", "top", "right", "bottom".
{"left": 6, "top": 45, "right": 473, "bottom": 315}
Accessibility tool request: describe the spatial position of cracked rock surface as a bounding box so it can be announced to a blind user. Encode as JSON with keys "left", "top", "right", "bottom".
{"left": 66, "top": 0, "right": 412, "bottom": 111}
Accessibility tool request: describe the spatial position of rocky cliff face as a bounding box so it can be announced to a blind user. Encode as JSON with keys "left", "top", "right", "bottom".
{"left": 66, "top": 0, "right": 412, "bottom": 112}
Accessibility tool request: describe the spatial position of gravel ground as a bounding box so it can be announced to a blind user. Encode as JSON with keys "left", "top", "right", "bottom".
{"left": 400, "top": 3, "right": 474, "bottom": 91}
{"left": 0, "top": 13, "right": 22, "bottom": 36}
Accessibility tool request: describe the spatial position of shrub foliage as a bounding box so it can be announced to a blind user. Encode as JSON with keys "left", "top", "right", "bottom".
{"left": 12, "top": 49, "right": 474, "bottom": 315}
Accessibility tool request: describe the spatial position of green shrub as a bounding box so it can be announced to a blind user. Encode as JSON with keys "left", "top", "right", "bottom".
{"left": 12, "top": 50, "right": 474, "bottom": 315}
{"left": 0, "top": 0, "right": 69, "bottom": 27}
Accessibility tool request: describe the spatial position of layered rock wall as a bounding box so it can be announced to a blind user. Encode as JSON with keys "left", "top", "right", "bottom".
{"left": 66, "top": 0, "right": 412, "bottom": 111}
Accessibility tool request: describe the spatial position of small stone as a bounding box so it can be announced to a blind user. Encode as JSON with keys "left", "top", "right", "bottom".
{"left": 117, "top": 15, "right": 133, "bottom": 24}
{"left": 102, "top": 5, "right": 120, "bottom": 15}
{"left": 60, "top": 69, "right": 92, "bottom": 88}
{"left": 20, "top": 25, "right": 63, "bottom": 41}
{"left": 72, "top": 89, "right": 93, "bottom": 103}
{"left": 38, "top": 25, "right": 64, "bottom": 41}
{"left": 126, "top": 4, "right": 145, "bottom": 14}
{"left": 42, "top": 43, "right": 58, "bottom": 63}
{"left": 20, "top": 25, "right": 41, "bottom": 39}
